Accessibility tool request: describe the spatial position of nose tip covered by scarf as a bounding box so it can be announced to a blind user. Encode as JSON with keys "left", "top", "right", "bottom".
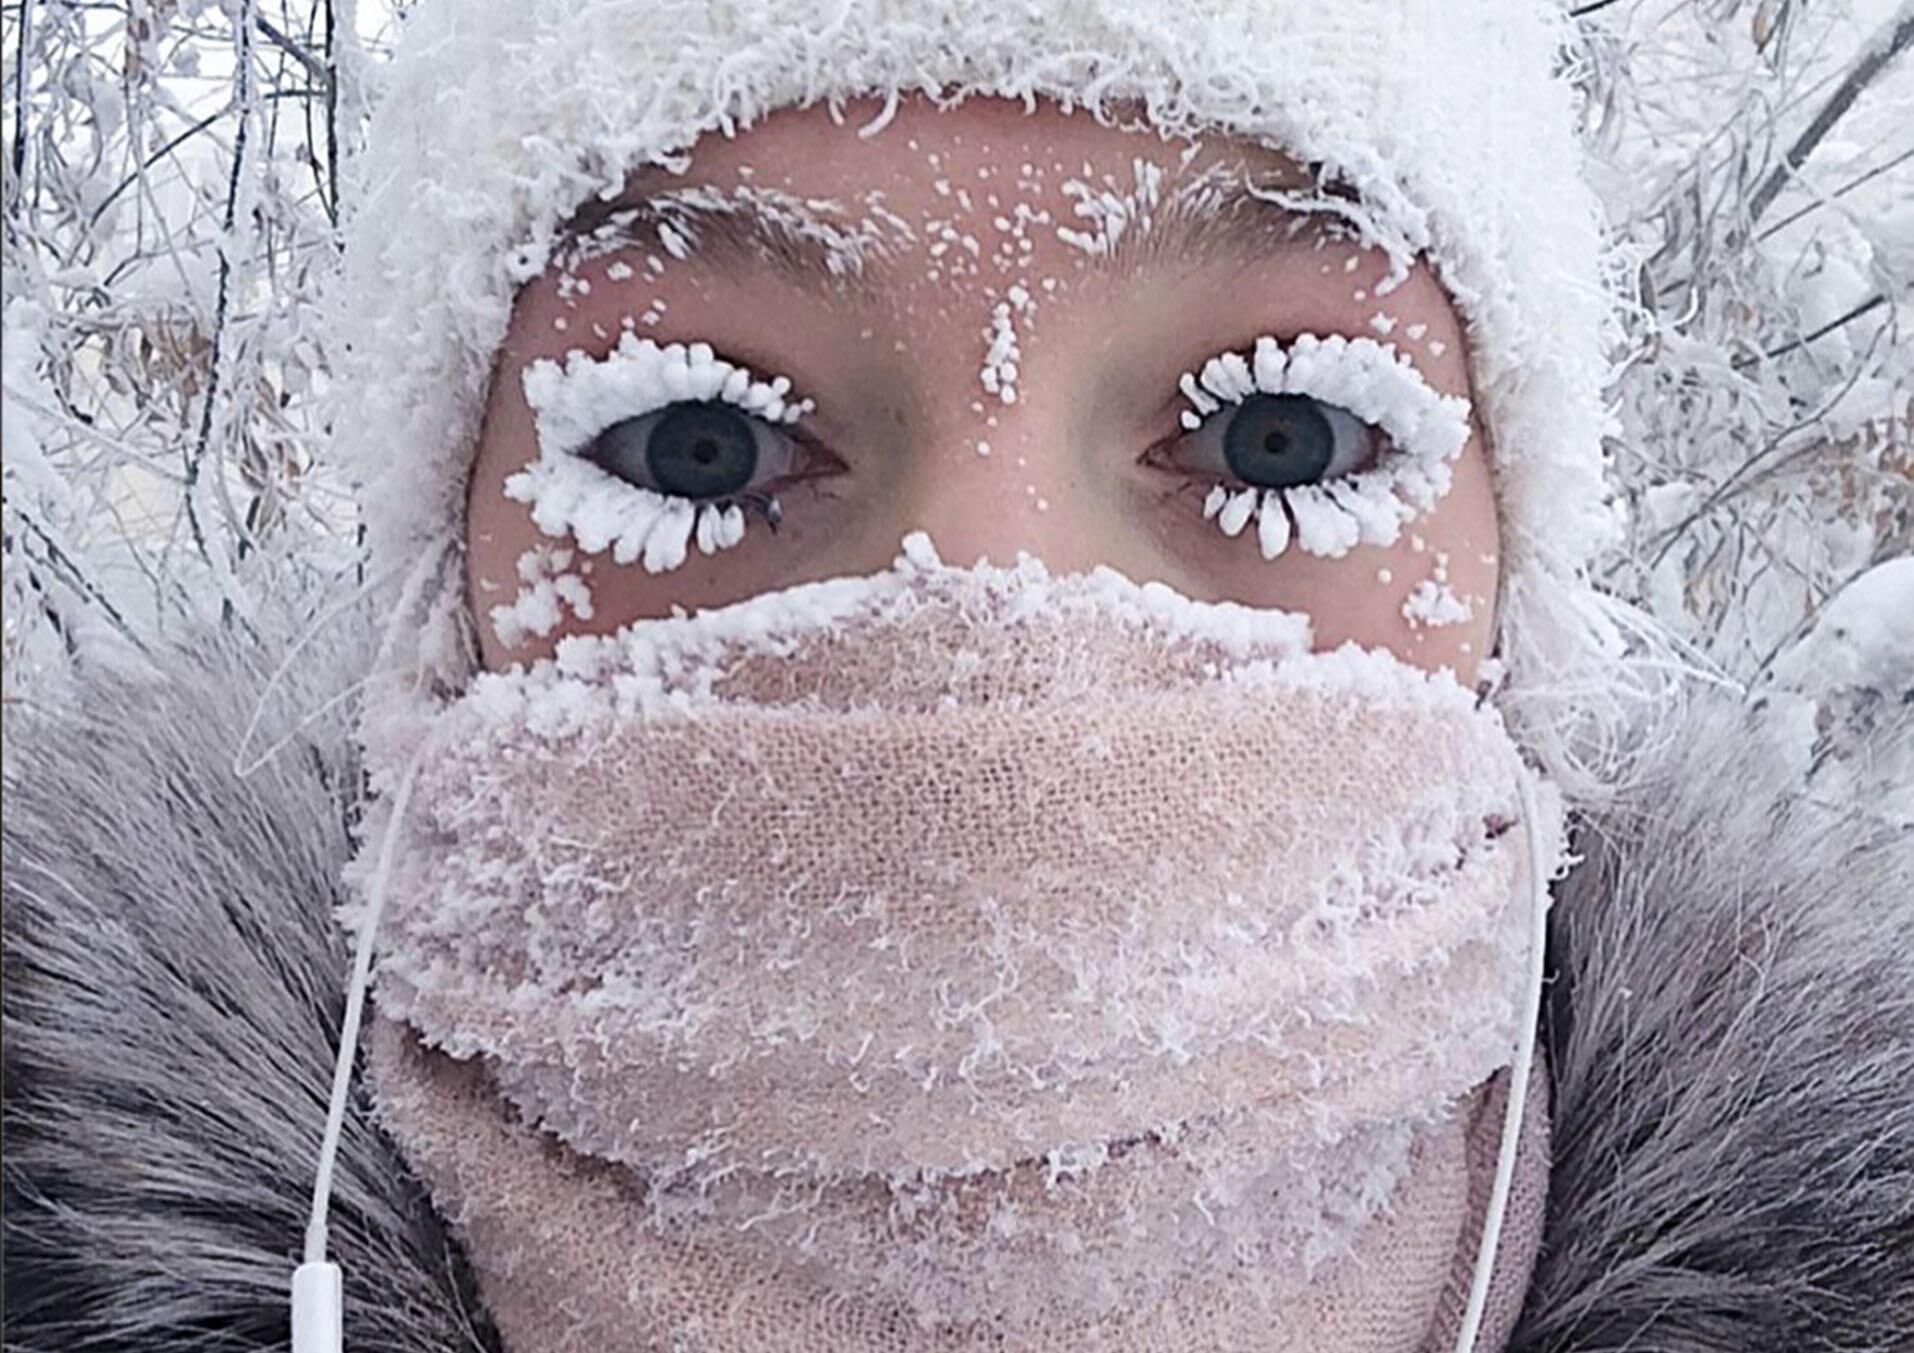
{"left": 351, "top": 537, "right": 1562, "bottom": 1351}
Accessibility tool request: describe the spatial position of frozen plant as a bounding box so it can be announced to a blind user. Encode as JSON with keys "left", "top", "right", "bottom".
{"left": 1573, "top": 0, "right": 1914, "bottom": 681}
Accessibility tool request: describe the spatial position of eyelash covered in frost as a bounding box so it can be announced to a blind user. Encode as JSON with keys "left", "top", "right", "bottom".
{"left": 1178, "top": 333, "right": 1472, "bottom": 561}
{"left": 505, "top": 329, "right": 1466, "bottom": 579}
{"left": 503, "top": 332, "right": 817, "bottom": 574}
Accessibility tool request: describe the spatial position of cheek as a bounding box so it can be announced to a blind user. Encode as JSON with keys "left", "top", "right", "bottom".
{"left": 466, "top": 393, "right": 540, "bottom": 662}
{"left": 1304, "top": 439, "right": 1500, "bottom": 682}
{"left": 1168, "top": 435, "right": 1500, "bottom": 685}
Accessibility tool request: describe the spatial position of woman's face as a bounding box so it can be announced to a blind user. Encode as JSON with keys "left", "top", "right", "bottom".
{"left": 466, "top": 94, "right": 1500, "bottom": 681}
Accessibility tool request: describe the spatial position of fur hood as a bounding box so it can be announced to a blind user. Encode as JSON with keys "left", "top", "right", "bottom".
{"left": 4, "top": 612, "right": 1911, "bottom": 1353}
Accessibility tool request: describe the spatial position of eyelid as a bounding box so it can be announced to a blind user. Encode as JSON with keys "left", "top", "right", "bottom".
{"left": 1171, "top": 332, "right": 1469, "bottom": 458}
{"left": 502, "top": 335, "right": 826, "bottom": 573}
{"left": 1152, "top": 332, "right": 1476, "bottom": 561}
{"left": 1140, "top": 401, "right": 1377, "bottom": 519}
{"left": 581, "top": 399, "right": 839, "bottom": 495}
{"left": 520, "top": 332, "right": 817, "bottom": 465}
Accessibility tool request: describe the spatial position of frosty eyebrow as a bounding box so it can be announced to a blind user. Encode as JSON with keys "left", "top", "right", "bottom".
{"left": 555, "top": 188, "right": 897, "bottom": 300}
{"left": 1114, "top": 178, "right": 1362, "bottom": 277}
{"left": 552, "top": 175, "right": 1362, "bottom": 300}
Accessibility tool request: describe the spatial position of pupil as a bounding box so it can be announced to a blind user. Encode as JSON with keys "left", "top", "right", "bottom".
{"left": 589, "top": 403, "right": 760, "bottom": 499}
{"left": 1223, "top": 393, "right": 1334, "bottom": 489}
{"left": 650, "top": 405, "right": 757, "bottom": 497}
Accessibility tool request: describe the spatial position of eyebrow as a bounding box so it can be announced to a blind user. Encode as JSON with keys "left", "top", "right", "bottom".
{"left": 1120, "top": 174, "right": 1367, "bottom": 277}
{"left": 551, "top": 171, "right": 1366, "bottom": 302}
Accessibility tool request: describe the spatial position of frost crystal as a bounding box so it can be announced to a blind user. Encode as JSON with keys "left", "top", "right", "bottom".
{"left": 1054, "top": 158, "right": 1165, "bottom": 256}
{"left": 979, "top": 284, "right": 1037, "bottom": 406}
{"left": 489, "top": 545, "right": 596, "bottom": 647}
{"left": 1402, "top": 578, "right": 1473, "bottom": 629}
{"left": 1178, "top": 333, "right": 1472, "bottom": 560}
{"left": 504, "top": 333, "right": 811, "bottom": 572}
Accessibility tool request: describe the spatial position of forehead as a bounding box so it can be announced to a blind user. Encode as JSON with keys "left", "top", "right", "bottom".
{"left": 654, "top": 92, "right": 1303, "bottom": 194}
{"left": 524, "top": 91, "right": 1469, "bottom": 428}
{"left": 549, "top": 93, "right": 1375, "bottom": 307}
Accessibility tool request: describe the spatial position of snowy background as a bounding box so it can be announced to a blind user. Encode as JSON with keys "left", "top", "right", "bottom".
{"left": 2, "top": 0, "right": 1909, "bottom": 757}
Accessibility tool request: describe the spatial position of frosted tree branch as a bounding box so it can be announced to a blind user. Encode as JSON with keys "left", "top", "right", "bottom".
{"left": 1746, "top": 1, "right": 1914, "bottom": 226}
{"left": 0, "top": 0, "right": 1907, "bottom": 699}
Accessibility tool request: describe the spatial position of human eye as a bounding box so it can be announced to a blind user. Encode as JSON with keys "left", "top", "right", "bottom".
{"left": 1142, "top": 333, "right": 1473, "bottom": 561}
{"left": 1174, "top": 389, "right": 1378, "bottom": 490}
{"left": 502, "top": 335, "right": 839, "bottom": 574}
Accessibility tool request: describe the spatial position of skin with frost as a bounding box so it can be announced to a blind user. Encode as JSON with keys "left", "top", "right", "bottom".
{"left": 466, "top": 93, "right": 1499, "bottom": 680}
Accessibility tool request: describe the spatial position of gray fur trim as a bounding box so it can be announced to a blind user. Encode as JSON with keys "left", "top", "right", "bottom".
{"left": 4, "top": 617, "right": 1909, "bottom": 1351}
{"left": 1510, "top": 696, "right": 1914, "bottom": 1352}
{"left": 2, "top": 613, "right": 499, "bottom": 1353}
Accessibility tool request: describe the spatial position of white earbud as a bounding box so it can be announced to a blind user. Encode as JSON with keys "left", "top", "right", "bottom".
{"left": 292, "top": 755, "right": 424, "bottom": 1353}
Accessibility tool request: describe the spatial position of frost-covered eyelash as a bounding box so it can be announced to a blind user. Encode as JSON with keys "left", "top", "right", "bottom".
{"left": 502, "top": 333, "right": 817, "bottom": 574}
{"left": 1177, "top": 333, "right": 1472, "bottom": 561}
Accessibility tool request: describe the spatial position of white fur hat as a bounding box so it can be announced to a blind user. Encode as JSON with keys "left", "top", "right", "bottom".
{"left": 324, "top": 0, "right": 1634, "bottom": 781}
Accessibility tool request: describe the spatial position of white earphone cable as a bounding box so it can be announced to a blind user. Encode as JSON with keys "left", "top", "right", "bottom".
{"left": 292, "top": 753, "right": 425, "bottom": 1353}
{"left": 1451, "top": 763, "right": 1553, "bottom": 1353}
{"left": 290, "top": 743, "right": 1550, "bottom": 1351}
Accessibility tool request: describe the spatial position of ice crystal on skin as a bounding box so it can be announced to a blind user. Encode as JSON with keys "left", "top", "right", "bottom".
{"left": 556, "top": 183, "right": 914, "bottom": 285}
{"left": 1180, "top": 159, "right": 1416, "bottom": 299}
{"left": 1401, "top": 578, "right": 1472, "bottom": 628}
{"left": 1054, "top": 157, "right": 1167, "bottom": 257}
{"left": 855, "top": 189, "right": 917, "bottom": 246}
{"left": 1401, "top": 551, "right": 1472, "bottom": 629}
{"left": 657, "top": 221, "right": 693, "bottom": 260}
{"left": 504, "top": 333, "right": 808, "bottom": 573}
{"left": 925, "top": 218, "right": 985, "bottom": 282}
{"left": 980, "top": 285, "right": 1036, "bottom": 406}
{"left": 989, "top": 201, "right": 1054, "bottom": 274}
{"left": 1176, "top": 333, "right": 1472, "bottom": 562}
{"left": 490, "top": 545, "right": 596, "bottom": 648}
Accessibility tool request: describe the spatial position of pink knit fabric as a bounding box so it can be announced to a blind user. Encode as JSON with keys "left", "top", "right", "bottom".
{"left": 364, "top": 559, "right": 1560, "bottom": 1350}
{"left": 369, "top": 1025, "right": 1547, "bottom": 1352}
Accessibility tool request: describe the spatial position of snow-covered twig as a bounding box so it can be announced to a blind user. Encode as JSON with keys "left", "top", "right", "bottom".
{"left": 1745, "top": 1, "right": 1914, "bottom": 226}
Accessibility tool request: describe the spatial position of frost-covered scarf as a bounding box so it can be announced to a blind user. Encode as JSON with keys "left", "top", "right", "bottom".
{"left": 362, "top": 538, "right": 1563, "bottom": 1352}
